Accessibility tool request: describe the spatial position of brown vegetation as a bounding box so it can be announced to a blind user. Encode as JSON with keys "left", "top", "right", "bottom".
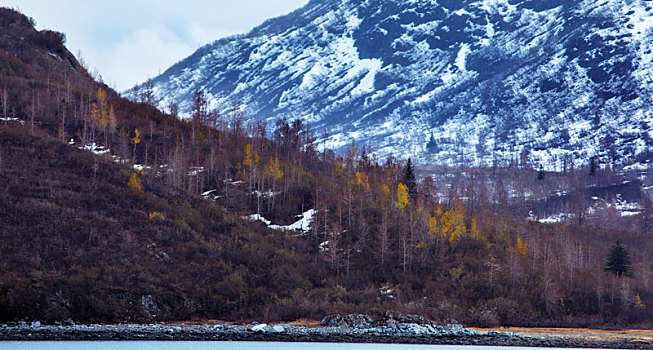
{"left": 0, "top": 7, "right": 651, "bottom": 328}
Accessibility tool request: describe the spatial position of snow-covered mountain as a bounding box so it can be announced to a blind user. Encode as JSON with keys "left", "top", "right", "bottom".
{"left": 133, "top": 0, "right": 653, "bottom": 169}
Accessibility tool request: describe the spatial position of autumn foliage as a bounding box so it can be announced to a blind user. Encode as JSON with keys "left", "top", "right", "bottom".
{"left": 0, "top": 7, "right": 651, "bottom": 328}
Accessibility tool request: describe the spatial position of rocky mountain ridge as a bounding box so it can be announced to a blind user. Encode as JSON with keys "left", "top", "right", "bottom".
{"left": 139, "top": 0, "right": 653, "bottom": 170}
{"left": 133, "top": 0, "right": 653, "bottom": 241}
{"left": 137, "top": 0, "right": 653, "bottom": 169}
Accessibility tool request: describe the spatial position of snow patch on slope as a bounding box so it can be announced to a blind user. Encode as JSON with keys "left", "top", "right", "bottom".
{"left": 244, "top": 209, "right": 316, "bottom": 233}
{"left": 455, "top": 43, "right": 471, "bottom": 73}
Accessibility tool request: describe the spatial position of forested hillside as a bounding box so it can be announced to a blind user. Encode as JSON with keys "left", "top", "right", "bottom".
{"left": 0, "top": 7, "right": 651, "bottom": 328}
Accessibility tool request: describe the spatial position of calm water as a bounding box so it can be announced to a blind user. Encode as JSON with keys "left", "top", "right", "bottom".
{"left": 0, "top": 342, "right": 602, "bottom": 350}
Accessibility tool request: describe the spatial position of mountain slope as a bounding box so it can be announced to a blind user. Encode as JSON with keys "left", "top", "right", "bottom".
{"left": 140, "top": 0, "right": 653, "bottom": 168}
{"left": 0, "top": 8, "right": 315, "bottom": 323}
{"left": 3, "top": 6, "right": 653, "bottom": 327}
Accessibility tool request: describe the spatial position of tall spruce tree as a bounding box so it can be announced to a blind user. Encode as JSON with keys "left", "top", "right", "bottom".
{"left": 403, "top": 158, "right": 418, "bottom": 200}
{"left": 605, "top": 240, "right": 633, "bottom": 277}
{"left": 537, "top": 164, "right": 545, "bottom": 180}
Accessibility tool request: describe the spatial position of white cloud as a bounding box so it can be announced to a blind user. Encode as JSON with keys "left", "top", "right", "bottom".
{"left": 3, "top": 0, "right": 308, "bottom": 90}
{"left": 104, "top": 27, "right": 191, "bottom": 88}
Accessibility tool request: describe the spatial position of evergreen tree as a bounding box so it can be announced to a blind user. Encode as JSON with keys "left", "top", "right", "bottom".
{"left": 589, "top": 156, "right": 597, "bottom": 176}
{"left": 604, "top": 240, "right": 633, "bottom": 277}
{"left": 537, "top": 164, "right": 545, "bottom": 180}
{"left": 403, "top": 158, "right": 418, "bottom": 200}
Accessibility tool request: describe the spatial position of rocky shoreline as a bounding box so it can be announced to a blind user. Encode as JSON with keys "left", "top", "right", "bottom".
{"left": 1, "top": 316, "right": 650, "bottom": 349}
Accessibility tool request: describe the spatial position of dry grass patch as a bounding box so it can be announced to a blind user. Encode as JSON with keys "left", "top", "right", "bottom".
{"left": 285, "top": 319, "right": 321, "bottom": 327}
{"left": 471, "top": 327, "right": 653, "bottom": 341}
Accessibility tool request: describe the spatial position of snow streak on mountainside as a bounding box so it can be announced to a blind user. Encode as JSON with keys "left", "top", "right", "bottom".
{"left": 134, "top": 0, "right": 653, "bottom": 169}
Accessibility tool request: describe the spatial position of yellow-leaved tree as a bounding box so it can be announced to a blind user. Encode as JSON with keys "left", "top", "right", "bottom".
{"left": 395, "top": 183, "right": 409, "bottom": 210}
{"left": 335, "top": 157, "right": 344, "bottom": 177}
{"left": 128, "top": 171, "right": 143, "bottom": 193}
{"left": 267, "top": 157, "right": 283, "bottom": 210}
{"left": 131, "top": 128, "right": 141, "bottom": 163}
{"left": 634, "top": 293, "right": 646, "bottom": 310}
{"left": 149, "top": 212, "right": 165, "bottom": 221}
{"left": 428, "top": 215, "right": 438, "bottom": 234}
{"left": 514, "top": 237, "right": 529, "bottom": 256}
{"left": 243, "top": 143, "right": 253, "bottom": 169}
{"left": 95, "top": 88, "right": 109, "bottom": 129}
{"left": 243, "top": 143, "right": 255, "bottom": 191}
{"left": 355, "top": 172, "right": 370, "bottom": 190}
{"left": 381, "top": 183, "right": 390, "bottom": 203}
{"left": 131, "top": 127, "right": 141, "bottom": 145}
{"left": 267, "top": 156, "right": 283, "bottom": 180}
{"left": 440, "top": 201, "right": 466, "bottom": 245}
{"left": 85, "top": 87, "right": 114, "bottom": 146}
{"left": 429, "top": 204, "right": 444, "bottom": 239}
{"left": 469, "top": 216, "right": 481, "bottom": 240}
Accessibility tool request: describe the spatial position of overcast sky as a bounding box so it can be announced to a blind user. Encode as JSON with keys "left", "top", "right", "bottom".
{"left": 4, "top": 1, "right": 309, "bottom": 91}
